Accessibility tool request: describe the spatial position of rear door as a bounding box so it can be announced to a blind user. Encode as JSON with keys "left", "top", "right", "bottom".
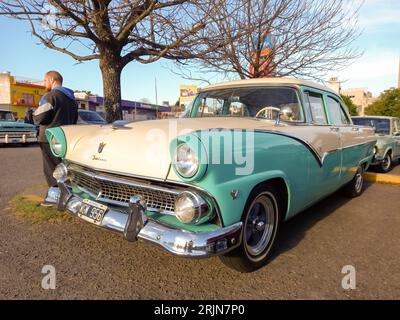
{"left": 325, "top": 95, "right": 360, "bottom": 183}
{"left": 302, "top": 89, "right": 342, "bottom": 200}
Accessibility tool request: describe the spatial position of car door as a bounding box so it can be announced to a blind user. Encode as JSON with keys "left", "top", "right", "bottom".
{"left": 325, "top": 95, "right": 361, "bottom": 183}
{"left": 302, "top": 89, "right": 342, "bottom": 201}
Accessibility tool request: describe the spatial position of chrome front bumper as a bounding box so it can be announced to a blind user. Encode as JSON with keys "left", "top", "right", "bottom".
{"left": 0, "top": 135, "right": 37, "bottom": 144}
{"left": 45, "top": 184, "right": 242, "bottom": 258}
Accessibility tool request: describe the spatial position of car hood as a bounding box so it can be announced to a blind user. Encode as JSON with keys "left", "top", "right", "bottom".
{"left": 0, "top": 121, "right": 36, "bottom": 130}
{"left": 374, "top": 135, "right": 393, "bottom": 147}
{"left": 62, "top": 118, "right": 280, "bottom": 179}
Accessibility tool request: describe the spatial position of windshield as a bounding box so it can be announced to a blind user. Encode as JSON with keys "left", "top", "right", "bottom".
{"left": 191, "top": 87, "right": 304, "bottom": 122}
{"left": 0, "top": 111, "right": 15, "bottom": 121}
{"left": 352, "top": 118, "right": 391, "bottom": 135}
{"left": 79, "top": 110, "right": 106, "bottom": 122}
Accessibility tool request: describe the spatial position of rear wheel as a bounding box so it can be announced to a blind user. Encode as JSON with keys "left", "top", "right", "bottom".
{"left": 378, "top": 152, "right": 392, "bottom": 173}
{"left": 219, "top": 185, "right": 281, "bottom": 272}
{"left": 343, "top": 165, "right": 364, "bottom": 198}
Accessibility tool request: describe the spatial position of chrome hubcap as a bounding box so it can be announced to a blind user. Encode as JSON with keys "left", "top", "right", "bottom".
{"left": 244, "top": 194, "right": 276, "bottom": 257}
{"left": 355, "top": 172, "right": 363, "bottom": 193}
{"left": 382, "top": 155, "right": 391, "bottom": 170}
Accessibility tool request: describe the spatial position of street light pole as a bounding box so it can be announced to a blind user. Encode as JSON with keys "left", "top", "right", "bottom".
{"left": 155, "top": 77, "right": 158, "bottom": 118}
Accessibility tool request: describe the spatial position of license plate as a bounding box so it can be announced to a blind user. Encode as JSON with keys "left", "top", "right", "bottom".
{"left": 78, "top": 199, "right": 108, "bottom": 225}
{"left": 11, "top": 139, "right": 20, "bottom": 143}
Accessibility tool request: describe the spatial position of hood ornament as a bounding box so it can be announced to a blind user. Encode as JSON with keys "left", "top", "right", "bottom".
{"left": 98, "top": 142, "right": 106, "bottom": 153}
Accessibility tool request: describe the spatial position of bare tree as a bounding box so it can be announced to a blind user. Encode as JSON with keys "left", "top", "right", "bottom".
{"left": 173, "top": 0, "right": 363, "bottom": 82}
{"left": 0, "top": 0, "right": 234, "bottom": 121}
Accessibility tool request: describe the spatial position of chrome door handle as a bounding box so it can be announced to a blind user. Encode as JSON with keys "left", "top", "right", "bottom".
{"left": 330, "top": 127, "right": 340, "bottom": 132}
{"left": 352, "top": 127, "right": 360, "bottom": 131}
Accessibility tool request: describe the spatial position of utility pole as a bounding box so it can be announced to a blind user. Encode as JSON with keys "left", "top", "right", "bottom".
{"left": 397, "top": 58, "right": 400, "bottom": 89}
{"left": 155, "top": 77, "right": 158, "bottom": 118}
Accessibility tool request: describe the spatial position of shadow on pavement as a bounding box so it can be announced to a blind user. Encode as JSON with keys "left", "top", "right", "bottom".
{"left": 271, "top": 182, "right": 372, "bottom": 261}
{"left": 367, "top": 159, "right": 400, "bottom": 175}
{"left": 0, "top": 143, "right": 39, "bottom": 149}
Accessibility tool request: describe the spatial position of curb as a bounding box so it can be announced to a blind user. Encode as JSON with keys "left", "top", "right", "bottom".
{"left": 364, "top": 172, "right": 400, "bottom": 185}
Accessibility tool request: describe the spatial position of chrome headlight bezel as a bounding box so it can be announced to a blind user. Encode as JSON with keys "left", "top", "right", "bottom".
{"left": 52, "top": 162, "right": 68, "bottom": 182}
{"left": 51, "top": 135, "right": 63, "bottom": 156}
{"left": 174, "top": 143, "right": 199, "bottom": 178}
{"left": 175, "top": 191, "right": 210, "bottom": 224}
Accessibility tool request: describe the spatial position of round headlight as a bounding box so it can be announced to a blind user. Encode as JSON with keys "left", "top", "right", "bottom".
{"left": 175, "top": 191, "right": 208, "bottom": 224}
{"left": 175, "top": 144, "right": 199, "bottom": 178}
{"left": 373, "top": 146, "right": 377, "bottom": 155}
{"left": 52, "top": 163, "right": 68, "bottom": 182}
{"left": 51, "top": 136, "right": 62, "bottom": 156}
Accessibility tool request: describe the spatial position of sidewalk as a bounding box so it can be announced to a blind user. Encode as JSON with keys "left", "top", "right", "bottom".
{"left": 365, "top": 160, "right": 400, "bottom": 185}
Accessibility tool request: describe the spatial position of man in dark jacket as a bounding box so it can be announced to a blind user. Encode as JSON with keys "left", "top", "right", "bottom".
{"left": 33, "top": 71, "right": 78, "bottom": 190}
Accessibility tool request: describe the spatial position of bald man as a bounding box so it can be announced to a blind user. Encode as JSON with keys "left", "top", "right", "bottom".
{"left": 34, "top": 71, "right": 78, "bottom": 192}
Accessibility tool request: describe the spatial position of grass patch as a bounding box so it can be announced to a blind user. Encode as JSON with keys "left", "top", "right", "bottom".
{"left": 10, "top": 194, "right": 71, "bottom": 223}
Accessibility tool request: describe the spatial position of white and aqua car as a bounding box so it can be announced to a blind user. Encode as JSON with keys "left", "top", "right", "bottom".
{"left": 44, "top": 78, "right": 376, "bottom": 272}
{"left": 0, "top": 110, "right": 37, "bottom": 145}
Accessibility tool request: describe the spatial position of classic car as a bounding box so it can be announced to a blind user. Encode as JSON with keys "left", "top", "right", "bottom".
{"left": 0, "top": 109, "right": 38, "bottom": 145}
{"left": 352, "top": 116, "right": 400, "bottom": 173}
{"left": 44, "top": 78, "right": 376, "bottom": 272}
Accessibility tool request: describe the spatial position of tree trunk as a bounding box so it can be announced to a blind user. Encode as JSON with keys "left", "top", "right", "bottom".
{"left": 99, "top": 49, "right": 123, "bottom": 123}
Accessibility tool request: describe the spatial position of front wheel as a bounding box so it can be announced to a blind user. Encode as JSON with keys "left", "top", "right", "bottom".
{"left": 378, "top": 153, "right": 392, "bottom": 173}
{"left": 219, "top": 185, "right": 281, "bottom": 272}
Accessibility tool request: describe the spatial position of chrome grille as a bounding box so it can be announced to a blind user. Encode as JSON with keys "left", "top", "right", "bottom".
{"left": 69, "top": 168, "right": 179, "bottom": 214}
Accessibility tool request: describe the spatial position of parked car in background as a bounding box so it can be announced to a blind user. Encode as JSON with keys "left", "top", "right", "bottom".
{"left": 45, "top": 78, "right": 376, "bottom": 272}
{"left": 352, "top": 116, "right": 400, "bottom": 173}
{"left": 0, "top": 109, "right": 37, "bottom": 145}
{"left": 77, "top": 109, "right": 107, "bottom": 125}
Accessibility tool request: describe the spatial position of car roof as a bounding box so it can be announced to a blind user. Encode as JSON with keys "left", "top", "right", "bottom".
{"left": 201, "top": 77, "right": 338, "bottom": 95}
{"left": 352, "top": 116, "right": 398, "bottom": 120}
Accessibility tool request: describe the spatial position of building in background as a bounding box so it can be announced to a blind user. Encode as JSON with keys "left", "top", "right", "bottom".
{"left": 0, "top": 71, "right": 45, "bottom": 119}
{"left": 0, "top": 72, "right": 171, "bottom": 121}
{"left": 341, "top": 88, "right": 376, "bottom": 116}
{"left": 327, "top": 77, "right": 341, "bottom": 94}
{"left": 326, "top": 77, "right": 376, "bottom": 116}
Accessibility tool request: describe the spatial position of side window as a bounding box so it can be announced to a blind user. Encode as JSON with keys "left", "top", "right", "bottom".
{"left": 198, "top": 96, "right": 224, "bottom": 117}
{"left": 306, "top": 92, "right": 327, "bottom": 125}
{"left": 327, "top": 96, "right": 350, "bottom": 125}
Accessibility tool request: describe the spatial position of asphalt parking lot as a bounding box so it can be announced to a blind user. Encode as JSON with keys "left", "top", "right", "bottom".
{"left": 0, "top": 145, "right": 399, "bottom": 299}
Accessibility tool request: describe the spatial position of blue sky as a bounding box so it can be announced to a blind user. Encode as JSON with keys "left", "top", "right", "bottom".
{"left": 0, "top": 0, "right": 399, "bottom": 103}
